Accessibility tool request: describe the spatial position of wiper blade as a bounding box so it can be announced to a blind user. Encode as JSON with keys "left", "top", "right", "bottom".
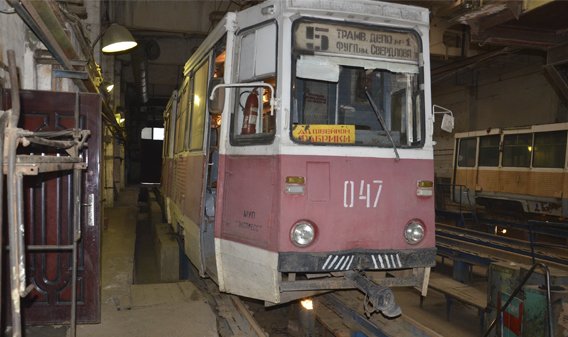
{"left": 364, "top": 88, "right": 400, "bottom": 161}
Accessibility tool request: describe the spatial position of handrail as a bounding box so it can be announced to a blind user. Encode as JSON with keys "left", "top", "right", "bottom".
{"left": 483, "top": 263, "right": 553, "bottom": 337}
{"left": 435, "top": 182, "right": 472, "bottom": 214}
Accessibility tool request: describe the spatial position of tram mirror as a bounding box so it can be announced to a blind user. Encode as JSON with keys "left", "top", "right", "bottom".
{"left": 296, "top": 58, "right": 339, "bottom": 83}
{"left": 433, "top": 104, "right": 455, "bottom": 133}
{"left": 441, "top": 114, "right": 455, "bottom": 133}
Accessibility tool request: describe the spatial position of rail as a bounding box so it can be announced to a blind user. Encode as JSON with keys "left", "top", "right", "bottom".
{"left": 482, "top": 263, "right": 553, "bottom": 337}
{"left": 316, "top": 291, "right": 443, "bottom": 337}
{"left": 527, "top": 220, "right": 568, "bottom": 264}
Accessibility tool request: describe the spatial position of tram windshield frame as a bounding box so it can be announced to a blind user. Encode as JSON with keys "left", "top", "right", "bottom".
{"left": 290, "top": 19, "right": 425, "bottom": 148}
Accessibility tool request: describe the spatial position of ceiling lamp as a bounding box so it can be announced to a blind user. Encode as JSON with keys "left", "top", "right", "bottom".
{"left": 104, "top": 82, "right": 114, "bottom": 93}
{"left": 95, "top": 23, "right": 137, "bottom": 54}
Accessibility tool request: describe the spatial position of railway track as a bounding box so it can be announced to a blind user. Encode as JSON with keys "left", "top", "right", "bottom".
{"left": 436, "top": 223, "right": 568, "bottom": 270}
{"left": 315, "top": 290, "right": 442, "bottom": 337}
{"left": 192, "top": 273, "right": 443, "bottom": 337}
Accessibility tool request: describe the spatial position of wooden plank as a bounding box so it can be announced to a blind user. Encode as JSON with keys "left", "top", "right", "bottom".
{"left": 429, "top": 273, "right": 486, "bottom": 309}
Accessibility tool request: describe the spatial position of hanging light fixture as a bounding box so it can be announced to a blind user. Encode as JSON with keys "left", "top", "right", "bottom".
{"left": 104, "top": 82, "right": 114, "bottom": 93}
{"left": 101, "top": 23, "right": 137, "bottom": 53}
{"left": 92, "top": 23, "right": 137, "bottom": 54}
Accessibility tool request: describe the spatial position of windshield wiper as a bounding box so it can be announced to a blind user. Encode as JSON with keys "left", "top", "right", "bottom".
{"left": 364, "top": 88, "right": 400, "bottom": 161}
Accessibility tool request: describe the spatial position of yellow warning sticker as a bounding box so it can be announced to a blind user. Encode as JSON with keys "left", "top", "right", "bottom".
{"left": 292, "top": 124, "right": 355, "bottom": 144}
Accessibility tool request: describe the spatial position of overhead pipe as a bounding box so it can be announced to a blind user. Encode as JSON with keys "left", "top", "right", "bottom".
{"left": 131, "top": 41, "right": 149, "bottom": 104}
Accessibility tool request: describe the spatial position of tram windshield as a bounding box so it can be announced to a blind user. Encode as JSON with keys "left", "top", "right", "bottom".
{"left": 291, "top": 21, "right": 424, "bottom": 148}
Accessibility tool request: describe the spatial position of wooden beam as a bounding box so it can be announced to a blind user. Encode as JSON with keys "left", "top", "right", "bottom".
{"left": 468, "top": 1, "right": 523, "bottom": 35}
{"left": 472, "top": 25, "right": 563, "bottom": 49}
{"left": 544, "top": 65, "right": 568, "bottom": 103}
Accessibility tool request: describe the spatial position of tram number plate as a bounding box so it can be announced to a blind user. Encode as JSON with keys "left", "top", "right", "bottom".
{"left": 343, "top": 180, "right": 383, "bottom": 208}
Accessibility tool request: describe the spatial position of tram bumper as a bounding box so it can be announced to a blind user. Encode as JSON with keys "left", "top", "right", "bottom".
{"left": 278, "top": 247, "right": 436, "bottom": 273}
{"left": 345, "top": 270, "right": 401, "bottom": 318}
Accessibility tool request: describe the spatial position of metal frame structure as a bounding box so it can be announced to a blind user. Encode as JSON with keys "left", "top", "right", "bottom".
{"left": 3, "top": 50, "right": 90, "bottom": 337}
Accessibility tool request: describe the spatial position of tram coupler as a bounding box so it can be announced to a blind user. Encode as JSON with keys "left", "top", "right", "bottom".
{"left": 345, "top": 270, "right": 402, "bottom": 318}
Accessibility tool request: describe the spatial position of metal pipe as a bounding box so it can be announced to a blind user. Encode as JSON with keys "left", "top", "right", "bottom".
{"left": 0, "top": 111, "right": 8, "bottom": 335}
{"left": 6, "top": 0, "right": 69, "bottom": 71}
{"left": 7, "top": 50, "right": 19, "bottom": 128}
{"left": 7, "top": 49, "right": 23, "bottom": 337}
{"left": 70, "top": 92, "right": 83, "bottom": 337}
{"left": 70, "top": 167, "right": 81, "bottom": 337}
{"left": 16, "top": 173, "right": 27, "bottom": 296}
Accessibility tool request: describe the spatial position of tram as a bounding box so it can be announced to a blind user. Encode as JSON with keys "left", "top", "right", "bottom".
{"left": 162, "top": 0, "right": 436, "bottom": 315}
{"left": 453, "top": 123, "right": 568, "bottom": 218}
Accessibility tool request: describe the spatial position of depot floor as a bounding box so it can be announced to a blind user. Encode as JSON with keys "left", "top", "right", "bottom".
{"left": 21, "top": 186, "right": 482, "bottom": 337}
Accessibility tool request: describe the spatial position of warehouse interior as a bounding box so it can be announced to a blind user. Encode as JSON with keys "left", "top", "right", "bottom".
{"left": 1, "top": 0, "right": 568, "bottom": 336}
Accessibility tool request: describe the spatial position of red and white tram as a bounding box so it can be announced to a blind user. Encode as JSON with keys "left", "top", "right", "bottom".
{"left": 162, "top": 0, "right": 436, "bottom": 315}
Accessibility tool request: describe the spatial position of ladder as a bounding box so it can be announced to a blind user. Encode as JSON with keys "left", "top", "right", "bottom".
{"left": 2, "top": 50, "right": 90, "bottom": 337}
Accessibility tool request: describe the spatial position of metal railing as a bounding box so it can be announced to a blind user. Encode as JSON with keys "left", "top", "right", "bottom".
{"left": 483, "top": 263, "right": 553, "bottom": 337}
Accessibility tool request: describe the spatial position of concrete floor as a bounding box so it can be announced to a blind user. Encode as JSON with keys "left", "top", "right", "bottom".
{"left": 76, "top": 186, "right": 217, "bottom": 337}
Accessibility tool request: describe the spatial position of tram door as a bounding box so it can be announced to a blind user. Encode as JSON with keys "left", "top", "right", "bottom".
{"left": 201, "top": 43, "right": 226, "bottom": 281}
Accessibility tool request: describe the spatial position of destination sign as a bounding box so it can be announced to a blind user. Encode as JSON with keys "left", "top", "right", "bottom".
{"left": 294, "top": 22, "right": 419, "bottom": 63}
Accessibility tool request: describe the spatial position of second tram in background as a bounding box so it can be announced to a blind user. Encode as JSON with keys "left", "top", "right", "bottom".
{"left": 453, "top": 123, "right": 568, "bottom": 219}
{"left": 161, "top": 0, "right": 438, "bottom": 315}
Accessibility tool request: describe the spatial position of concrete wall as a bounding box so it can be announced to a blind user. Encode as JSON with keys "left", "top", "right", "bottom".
{"left": 0, "top": 6, "right": 43, "bottom": 90}
{"left": 1, "top": 1, "right": 127, "bottom": 204}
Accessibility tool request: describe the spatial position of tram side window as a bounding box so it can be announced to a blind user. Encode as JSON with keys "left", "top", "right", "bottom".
{"left": 457, "top": 137, "right": 476, "bottom": 167}
{"left": 175, "top": 78, "right": 190, "bottom": 154}
{"left": 188, "top": 59, "right": 209, "bottom": 151}
{"left": 533, "top": 131, "right": 567, "bottom": 168}
{"left": 502, "top": 134, "right": 532, "bottom": 167}
{"left": 478, "top": 135, "right": 500, "bottom": 167}
{"left": 231, "top": 22, "right": 277, "bottom": 145}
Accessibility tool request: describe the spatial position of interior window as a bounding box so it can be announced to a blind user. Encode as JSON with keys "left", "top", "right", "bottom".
{"left": 502, "top": 134, "right": 532, "bottom": 167}
{"left": 231, "top": 22, "right": 277, "bottom": 145}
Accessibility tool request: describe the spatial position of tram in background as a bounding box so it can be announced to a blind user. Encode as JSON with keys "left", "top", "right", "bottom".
{"left": 453, "top": 123, "right": 568, "bottom": 219}
{"left": 161, "top": 0, "right": 437, "bottom": 315}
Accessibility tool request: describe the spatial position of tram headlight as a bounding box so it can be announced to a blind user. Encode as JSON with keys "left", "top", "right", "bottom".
{"left": 290, "top": 220, "right": 316, "bottom": 247}
{"left": 404, "top": 220, "right": 425, "bottom": 245}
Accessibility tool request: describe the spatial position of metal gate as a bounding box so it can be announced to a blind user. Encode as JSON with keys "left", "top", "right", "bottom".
{"left": 1, "top": 88, "right": 101, "bottom": 325}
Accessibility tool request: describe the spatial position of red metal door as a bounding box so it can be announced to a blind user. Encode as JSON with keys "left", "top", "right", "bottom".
{"left": 1, "top": 89, "right": 101, "bottom": 324}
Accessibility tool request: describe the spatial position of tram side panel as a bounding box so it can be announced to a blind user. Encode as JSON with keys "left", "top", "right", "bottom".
{"left": 215, "top": 154, "right": 280, "bottom": 300}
